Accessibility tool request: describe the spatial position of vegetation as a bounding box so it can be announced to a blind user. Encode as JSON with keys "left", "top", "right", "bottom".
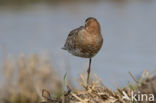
{"left": 0, "top": 54, "right": 63, "bottom": 103}
{"left": 0, "top": 54, "right": 155, "bottom": 103}
{"left": 41, "top": 72, "right": 156, "bottom": 103}
{"left": 0, "top": 0, "right": 132, "bottom": 6}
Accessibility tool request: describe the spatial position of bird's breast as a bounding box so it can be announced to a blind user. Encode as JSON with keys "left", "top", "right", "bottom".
{"left": 76, "top": 30, "right": 103, "bottom": 57}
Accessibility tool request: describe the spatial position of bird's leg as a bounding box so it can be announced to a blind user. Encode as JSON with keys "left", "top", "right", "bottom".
{"left": 87, "top": 58, "right": 92, "bottom": 84}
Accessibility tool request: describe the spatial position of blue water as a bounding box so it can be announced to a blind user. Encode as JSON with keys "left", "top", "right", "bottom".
{"left": 0, "top": 1, "right": 156, "bottom": 88}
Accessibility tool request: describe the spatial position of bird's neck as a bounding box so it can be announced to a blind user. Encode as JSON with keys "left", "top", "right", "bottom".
{"left": 86, "top": 26, "right": 101, "bottom": 35}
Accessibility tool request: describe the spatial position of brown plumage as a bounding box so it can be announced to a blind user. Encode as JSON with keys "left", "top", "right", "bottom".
{"left": 63, "top": 17, "right": 103, "bottom": 84}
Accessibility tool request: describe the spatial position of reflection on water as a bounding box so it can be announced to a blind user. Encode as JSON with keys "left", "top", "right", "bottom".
{"left": 0, "top": 1, "right": 156, "bottom": 88}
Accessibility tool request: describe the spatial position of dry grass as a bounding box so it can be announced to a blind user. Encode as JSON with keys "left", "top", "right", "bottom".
{"left": 0, "top": 54, "right": 155, "bottom": 103}
{"left": 0, "top": 54, "right": 63, "bottom": 103}
{"left": 41, "top": 72, "right": 156, "bottom": 103}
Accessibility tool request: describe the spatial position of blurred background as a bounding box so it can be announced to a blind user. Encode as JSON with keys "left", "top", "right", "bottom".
{"left": 0, "top": 0, "right": 156, "bottom": 102}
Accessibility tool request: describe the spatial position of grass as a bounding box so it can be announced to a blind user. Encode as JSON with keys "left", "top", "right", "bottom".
{"left": 0, "top": 54, "right": 155, "bottom": 103}
{"left": 41, "top": 72, "right": 156, "bottom": 103}
{"left": 0, "top": 54, "right": 63, "bottom": 103}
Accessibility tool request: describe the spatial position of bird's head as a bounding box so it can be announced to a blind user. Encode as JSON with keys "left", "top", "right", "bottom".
{"left": 85, "top": 17, "right": 101, "bottom": 33}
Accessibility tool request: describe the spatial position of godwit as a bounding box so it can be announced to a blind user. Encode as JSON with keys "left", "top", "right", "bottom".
{"left": 62, "top": 17, "right": 103, "bottom": 84}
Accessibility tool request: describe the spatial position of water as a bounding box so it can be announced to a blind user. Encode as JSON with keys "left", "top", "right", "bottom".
{"left": 0, "top": 1, "right": 156, "bottom": 88}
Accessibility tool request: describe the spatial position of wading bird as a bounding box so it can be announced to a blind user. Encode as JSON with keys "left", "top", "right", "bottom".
{"left": 62, "top": 17, "right": 103, "bottom": 84}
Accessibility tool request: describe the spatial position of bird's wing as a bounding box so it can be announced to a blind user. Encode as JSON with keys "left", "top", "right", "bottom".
{"left": 63, "top": 26, "right": 85, "bottom": 50}
{"left": 68, "top": 26, "right": 85, "bottom": 37}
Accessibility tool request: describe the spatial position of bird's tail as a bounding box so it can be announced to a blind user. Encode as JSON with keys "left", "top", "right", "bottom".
{"left": 62, "top": 46, "right": 67, "bottom": 50}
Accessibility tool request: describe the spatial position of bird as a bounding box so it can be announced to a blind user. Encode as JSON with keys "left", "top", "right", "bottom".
{"left": 62, "top": 17, "right": 103, "bottom": 84}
